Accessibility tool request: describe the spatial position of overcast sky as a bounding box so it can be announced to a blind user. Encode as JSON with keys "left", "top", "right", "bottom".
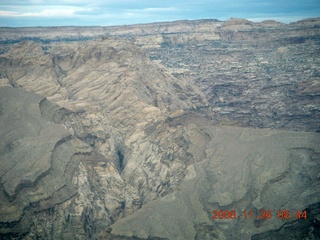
{"left": 0, "top": 0, "right": 319, "bottom": 27}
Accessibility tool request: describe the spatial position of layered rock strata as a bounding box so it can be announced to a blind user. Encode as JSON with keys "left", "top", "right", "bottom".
{"left": 0, "top": 18, "right": 319, "bottom": 239}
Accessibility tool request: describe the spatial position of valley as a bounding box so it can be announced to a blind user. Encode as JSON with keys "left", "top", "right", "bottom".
{"left": 0, "top": 17, "right": 319, "bottom": 239}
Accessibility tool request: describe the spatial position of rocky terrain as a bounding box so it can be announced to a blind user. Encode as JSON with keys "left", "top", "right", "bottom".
{"left": 0, "top": 17, "right": 319, "bottom": 239}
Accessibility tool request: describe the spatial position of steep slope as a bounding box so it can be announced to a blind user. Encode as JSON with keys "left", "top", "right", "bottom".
{"left": 147, "top": 18, "right": 320, "bottom": 132}
{"left": 0, "top": 19, "right": 320, "bottom": 239}
{"left": 0, "top": 39, "right": 207, "bottom": 107}
{"left": 0, "top": 86, "right": 141, "bottom": 239}
{"left": 1, "top": 19, "right": 319, "bottom": 132}
{"left": 0, "top": 38, "right": 213, "bottom": 238}
{"left": 0, "top": 39, "right": 208, "bottom": 136}
{"left": 0, "top": 37, "right": 209, "bottom": 203}
{"left": 110, "top": 124, "right": 320, "bottom": 239}
{"left": 1, "top": 86, "right": 319, "bottom": 239}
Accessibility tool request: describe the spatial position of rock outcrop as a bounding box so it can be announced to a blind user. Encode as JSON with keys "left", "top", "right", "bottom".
{"left": 145, "top": 18, "right": 320, "bottom": 132}
{"left": 111, "top": 124, "right": 320, "bottom": 240}
{"left": 0, "top": 86, "right": 142, "bottom": 239}
{"left": 0, "top": 18, "right": 319, "bottom": 239}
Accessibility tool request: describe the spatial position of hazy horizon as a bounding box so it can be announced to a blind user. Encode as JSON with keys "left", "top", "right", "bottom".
{"left": 0, "top": 0, "right": 319, "bottom": 27}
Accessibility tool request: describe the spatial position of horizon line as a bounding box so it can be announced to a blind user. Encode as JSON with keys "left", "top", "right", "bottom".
{"left": 1, "top": 16, "right": 320, "bottom": 29}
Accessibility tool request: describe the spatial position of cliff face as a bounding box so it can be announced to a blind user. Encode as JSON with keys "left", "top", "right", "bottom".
{"left": 0, "top": 18, "right": 320, "bottom": 239}
{"left": 0, "top": 87, "right": 118, "bottom": 239}
{"left": 145, "top": 18, "right": 320, "bottom": 132}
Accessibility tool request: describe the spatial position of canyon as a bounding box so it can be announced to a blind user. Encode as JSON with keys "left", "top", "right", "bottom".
{"left": 0, "top": 17, "right": 319, "bottom": 239}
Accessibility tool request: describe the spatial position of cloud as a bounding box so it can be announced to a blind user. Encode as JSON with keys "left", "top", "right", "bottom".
{"left": 134, "top": 7, "right": 177, "bottom": 13}
{"left": 0, "top": 5, "right": 88, "bottom": 18}
{"left": 20, "top": 9, "right": 77, "bottom": 17}
{"left": 0, "top": 0, "right": 319, "bottom": 27}
{"left": 0, "top": 10, "right": 17, "bottom": 17}
{"left": 123, "top": 7, "right": 177, "bottom": 18}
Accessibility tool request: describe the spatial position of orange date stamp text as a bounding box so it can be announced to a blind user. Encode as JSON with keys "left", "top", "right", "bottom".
{"left": 212, "top": 209, "right": 307, "bottom": 220}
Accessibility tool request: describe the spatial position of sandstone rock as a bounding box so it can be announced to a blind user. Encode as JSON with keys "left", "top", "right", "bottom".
{"left": 0, "top": 18, "right": 319, "bottom": 240}
{"left": 145, "top": 18, "right": 320, "bottom": 132}
{"left": 0, "top": 87, "right": 140, "bottom": 239}
{"left": 110, "top": 126, "right": 320, "bottom": 240}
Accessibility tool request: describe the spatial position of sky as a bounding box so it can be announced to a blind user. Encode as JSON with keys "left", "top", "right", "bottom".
{"left": 0, "top": 0, "right": 319, "bottom": 27}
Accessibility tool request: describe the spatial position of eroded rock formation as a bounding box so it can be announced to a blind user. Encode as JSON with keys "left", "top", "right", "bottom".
{"left": 0, "top": 17, "right": 319, "bottom": 239}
